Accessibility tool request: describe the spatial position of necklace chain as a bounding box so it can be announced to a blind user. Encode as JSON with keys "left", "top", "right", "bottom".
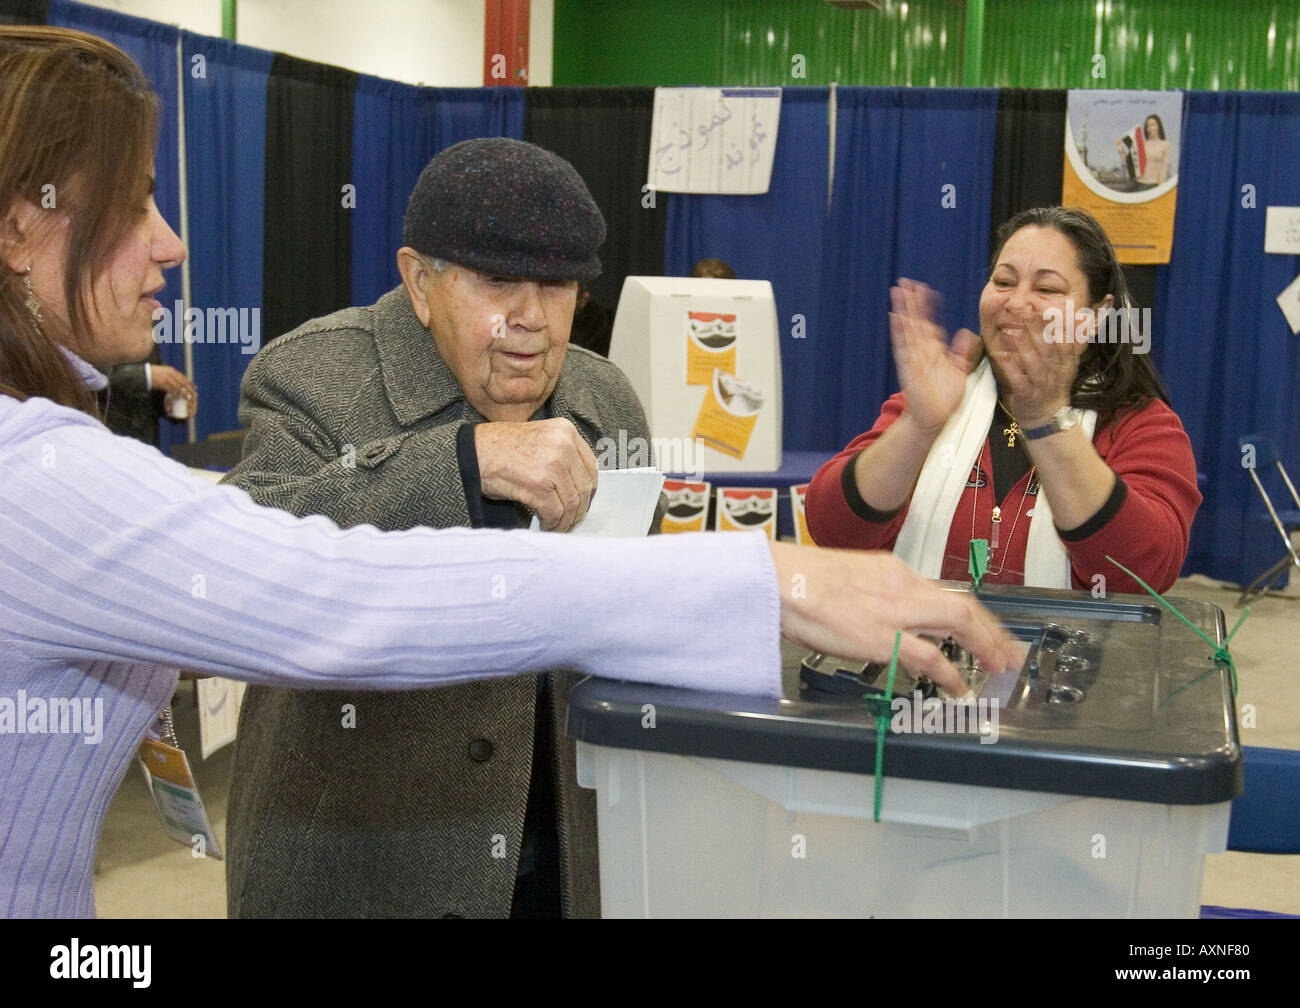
{"left": 970, "top": 460, "right": 1036, "bottom": 578}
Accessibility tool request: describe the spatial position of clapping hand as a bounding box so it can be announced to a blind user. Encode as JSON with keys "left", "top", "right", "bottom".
{"left": 890, "top": 279, "right": 982, "bottom": 434}
{"left": 987, "top": 299, "right": 1095, "bottom": 428}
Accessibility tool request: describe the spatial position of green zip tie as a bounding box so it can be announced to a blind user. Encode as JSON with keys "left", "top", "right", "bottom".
{"left": 862, "top": 631, "right": 902, "bottom": 822}
{"left": 1105, "top": 555, "right": 1246, "bottom": 698}
{"left": 969, "top": 538, "right": 989, "bottom": 591}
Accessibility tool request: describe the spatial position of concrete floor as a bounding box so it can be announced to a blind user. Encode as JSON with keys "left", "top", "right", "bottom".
{"left": 92, "top": 573, "right": 1299, "bottom": 918}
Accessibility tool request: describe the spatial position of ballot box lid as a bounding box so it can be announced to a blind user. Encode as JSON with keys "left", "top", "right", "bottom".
{"left": 567, "top": 585, "right": 1243, "bottom": 805}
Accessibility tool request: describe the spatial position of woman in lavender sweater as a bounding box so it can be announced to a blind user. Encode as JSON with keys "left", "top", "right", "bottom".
{"left": 0, "top": 26, "right": 1014, "bottom": 918}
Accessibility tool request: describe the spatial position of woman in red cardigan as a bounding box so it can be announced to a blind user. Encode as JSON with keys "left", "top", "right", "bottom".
{"left": 806, "top": 206, "right": 1200, "bottom": 594}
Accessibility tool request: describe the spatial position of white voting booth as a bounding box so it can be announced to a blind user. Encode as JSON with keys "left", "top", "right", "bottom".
{"left": 608, "top": 276, "right": 783, "bottom": 473}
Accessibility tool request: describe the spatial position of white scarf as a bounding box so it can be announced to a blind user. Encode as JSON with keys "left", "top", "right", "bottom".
{"left": 892, "top": 358, "right": 1096, "bottom": 589}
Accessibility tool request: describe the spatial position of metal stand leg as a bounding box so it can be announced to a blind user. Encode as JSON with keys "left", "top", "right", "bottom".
{"left": 1238, "top": 555, "right": 1300, "bottom": 606}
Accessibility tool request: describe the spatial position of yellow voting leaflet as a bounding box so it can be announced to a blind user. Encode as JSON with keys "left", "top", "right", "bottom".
{"left": 692, "top": 369, "right": 763, "bottom": 460}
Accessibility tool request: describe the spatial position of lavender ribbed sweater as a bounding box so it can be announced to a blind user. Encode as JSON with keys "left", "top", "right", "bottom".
{"left": 0, "top": 395, "right": 781, "bottom": 917}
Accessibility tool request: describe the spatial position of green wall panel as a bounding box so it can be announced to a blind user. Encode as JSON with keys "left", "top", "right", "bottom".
{"left": 718, "top": 0, "right": 966, "bottom": 87}
{"left": 982, "top": 0, "right": 1300, "bottom": 91}
{"left": 553, "top": 0, "right": 721, "bottom": 86}
{"left": 553, "top": 0, "right": 1300, "bottom": 91}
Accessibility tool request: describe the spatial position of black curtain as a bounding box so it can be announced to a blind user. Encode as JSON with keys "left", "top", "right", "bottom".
{"left": 990, "top": 87, "right": 1155, "bottom": 317}
{"left": 0, "top": 0, "right": 46, "bottom": 24}
{"left": 524, "top": 88, "right": 666, "bottom": 314}
{"left": 262, "top": 54, "right": 356, "bottom": 342}
{"left": 990, "top": 88, "right": 1067, "bottom": 244}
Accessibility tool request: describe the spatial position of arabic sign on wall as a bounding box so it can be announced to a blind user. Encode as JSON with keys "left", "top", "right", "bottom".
{"left": 648, "top": 87, "right": 782, "bottom": 195}
{"left": 1063, "top": 90, "right": 1184, "bottom": 264}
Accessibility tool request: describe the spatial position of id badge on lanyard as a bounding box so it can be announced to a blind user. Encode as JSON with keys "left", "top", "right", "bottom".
{"left": 137, "top": 705, "right": 224, "bottom": 860}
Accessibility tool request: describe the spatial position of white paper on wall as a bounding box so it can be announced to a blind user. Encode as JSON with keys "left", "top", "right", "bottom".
{"left": 1264, "top": 206, "right": 1300, "bottom": 255}
{"left": 648, "top": 87, "right": 781, "bottom": 195}
{"left": 1276, "top": 271, "right": 1300, "bottom": 334}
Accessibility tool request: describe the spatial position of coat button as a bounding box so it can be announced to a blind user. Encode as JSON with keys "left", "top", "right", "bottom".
{"left": 467, "top": 738, "right": 494, "bottom": 762}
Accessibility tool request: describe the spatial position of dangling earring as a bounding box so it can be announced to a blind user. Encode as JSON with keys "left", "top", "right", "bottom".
{"left": 23, "top": 265, "right": 43, "bottom": 327}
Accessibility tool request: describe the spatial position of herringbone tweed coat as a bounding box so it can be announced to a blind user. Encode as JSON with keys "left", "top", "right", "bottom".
{"left": 222, "top": 286, "right": 656, "bottom": 918}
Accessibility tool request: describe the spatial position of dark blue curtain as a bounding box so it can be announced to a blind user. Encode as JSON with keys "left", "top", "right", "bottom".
{"left": 48, "top": 0, "right": 184, "bottom": 453}
{"left": 822, "top": 87, "right": 999, "bottom": 450}
{"left": 181, "top": 33, "right": 272, "bottom": 440}
{"left": 1154, "top": 91, "right": 1300, "bottom": 586}
{"left": 351, "top": 82, "right": 524, "bottom": 306}
{"left": 663, "top": 88, "right": 830, "bottom": 453}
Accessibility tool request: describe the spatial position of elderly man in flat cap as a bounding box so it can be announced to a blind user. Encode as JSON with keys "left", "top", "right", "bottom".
{"left": 222, "top": 138, "right": 650, "bottom": 918}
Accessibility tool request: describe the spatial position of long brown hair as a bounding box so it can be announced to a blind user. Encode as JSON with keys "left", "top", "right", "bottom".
{"left": 989, "top": 206, "right": 1171, "bottom": 426}
{"left": 0, "top": 26, "right": 160, "bottom": 413}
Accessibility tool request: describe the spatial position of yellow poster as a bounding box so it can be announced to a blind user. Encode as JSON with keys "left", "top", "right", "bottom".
{"left": 791, "top": 483, "right": 812, "bottom": 545}
{"left": 1063, "top": 90, "right": 1184, "bottom": 264}
{"left": 692, "top": 369, "right": 763, "bottom": 460}
{"left": 685, "top": 310, "right": 738, "bottom": 385}
{"left": 661, "top": 479, "right": 711, "bottom": 533}
{"left": 716, "top": 487, "right": 777, "bottom": 540}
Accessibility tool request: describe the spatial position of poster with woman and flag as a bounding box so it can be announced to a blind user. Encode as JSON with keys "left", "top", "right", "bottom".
{"left": 1063, "top": 90, "right": 1184, "bottom": 264}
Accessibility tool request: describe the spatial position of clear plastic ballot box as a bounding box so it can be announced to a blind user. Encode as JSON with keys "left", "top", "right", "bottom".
{"left": 568, "top": 586, "right": 1242, "bottom": 918}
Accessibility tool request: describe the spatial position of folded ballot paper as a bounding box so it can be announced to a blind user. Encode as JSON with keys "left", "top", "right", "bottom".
{"left": 528, "top": 467, "right": 665, "bottom": 538}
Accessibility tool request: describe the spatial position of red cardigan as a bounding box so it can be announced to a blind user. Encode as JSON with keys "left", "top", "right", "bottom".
{"left": 805, "top": 393, "right": 1201, "bottom": 594}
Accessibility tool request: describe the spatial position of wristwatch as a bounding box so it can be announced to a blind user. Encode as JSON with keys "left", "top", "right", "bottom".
{"left": 1024, "top": 407, "right": 1078, "bottom": 440}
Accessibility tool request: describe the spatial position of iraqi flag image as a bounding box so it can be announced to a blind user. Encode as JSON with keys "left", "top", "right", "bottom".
{"left": 1120, "top": 122, "right": 1147, "bottom": 183}
{"left": 716, "top": 487, "right": 777, "bottom": 539}
{"left": 661, "top": 479, "right": 711, "bottom": 532}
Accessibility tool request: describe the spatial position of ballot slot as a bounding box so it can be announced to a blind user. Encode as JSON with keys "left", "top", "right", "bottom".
{"left": 798, "top": 619, "right": 1103, "bottom": 712}
{"left": 1032, "top": 622, "right": 1103, "bottom": 709}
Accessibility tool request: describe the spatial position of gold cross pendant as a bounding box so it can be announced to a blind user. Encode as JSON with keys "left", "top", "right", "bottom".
{"left": 1002, "top": 422, "right": 1020, "bottom": 448}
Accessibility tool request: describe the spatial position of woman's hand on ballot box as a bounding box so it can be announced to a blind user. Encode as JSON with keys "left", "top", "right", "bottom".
{"left": 770, "top": 543, "right": 1019, "bottom": 697}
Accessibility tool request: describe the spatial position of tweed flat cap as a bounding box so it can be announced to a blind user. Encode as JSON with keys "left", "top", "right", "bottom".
{"left": 402, "top": 137, "right": 605, "bottom": 283}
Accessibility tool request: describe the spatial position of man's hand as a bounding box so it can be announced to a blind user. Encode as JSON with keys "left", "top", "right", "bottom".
{"left": 151, "top": 364, "right": 198, "bottom": 416}
{"left": 769, "top": 542, "right": 1020, "bottom": 696}
{"left": 475, "top": 418, "right": 599, "bottom": 532}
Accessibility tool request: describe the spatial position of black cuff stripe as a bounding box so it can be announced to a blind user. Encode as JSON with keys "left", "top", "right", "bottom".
{"left": 456, "top": 422, "right": 486, "bottom": 528}
{"left": 1057, "top": 475, "right": 1128, "bottom": 541}
{"left": 841, "top": 449, "right": 907, "bottom": 524}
